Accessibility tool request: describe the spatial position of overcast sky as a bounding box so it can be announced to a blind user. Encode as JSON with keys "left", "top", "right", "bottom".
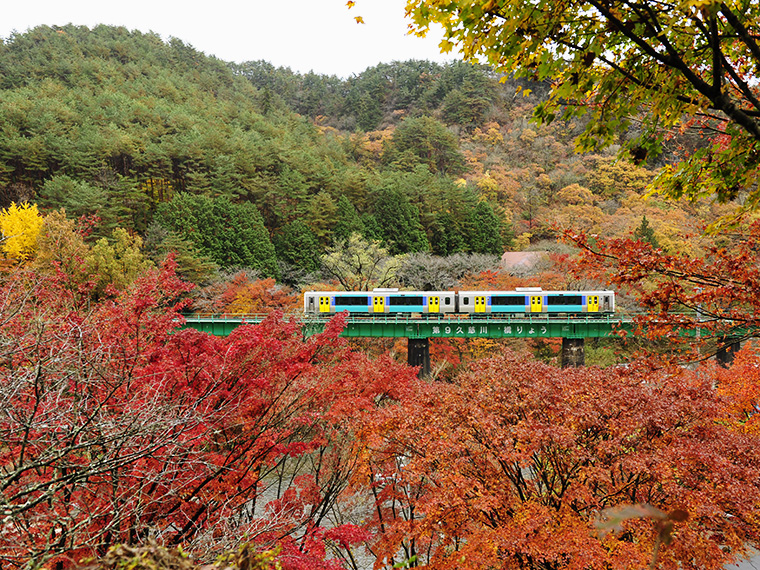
{"left": 1, "top": 0, "right": 458, "bottom": 78}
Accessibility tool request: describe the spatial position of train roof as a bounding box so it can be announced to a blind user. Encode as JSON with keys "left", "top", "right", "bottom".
{"left": 305, "top": 290, "right": 615, "bottom": 295}
{"left": 457, "top": 290, "right": 615, "bottom": 295}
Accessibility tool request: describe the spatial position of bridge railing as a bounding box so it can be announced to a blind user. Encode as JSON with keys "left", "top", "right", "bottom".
{"left": 181, "top": 312, "right": 633, "bottom": 322}
{"left": 181, "top": 312, "right": 636, "bottom": 339}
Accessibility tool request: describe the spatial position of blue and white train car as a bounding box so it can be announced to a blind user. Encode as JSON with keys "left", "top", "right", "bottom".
{"left": 457, "top": 288, "right": 615, "bottom": 315}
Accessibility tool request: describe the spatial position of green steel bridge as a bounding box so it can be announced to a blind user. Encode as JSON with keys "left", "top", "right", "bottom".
{"left": 181, "top": 313, "right": 635, "bottom": 339}
{"left": 182, "top": 312, "right": 640, "bottom": 372}
{"left": 181, "top": 313, "right": 740, "bottom": 373}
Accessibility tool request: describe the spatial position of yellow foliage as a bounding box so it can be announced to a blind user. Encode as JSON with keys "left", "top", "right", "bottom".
{"left": 555, "top": 184, "right": 595, "bottom": 206}
{"left": 519, "top": 128, "right": 537, "bottom": 145}
{"left": 472, "top": 122, "right": 504, "bottom": 146}
{"left": 549, "top": 204, "right": 605, "bottom": 233}
{"left": 587, "top": 156, "right": 655, "bottom": 197}
{"left": 351, "top": 128, "right": 394, "bottom": 165}
{"left": 0, "top": 202, "right": 44, "bottom": 260}
{"left": 87, "top": 229, "right": 154, "bottom": 297}
{"left": 34, "top": 210, "right": 89, "bottom": 278}
{"left": 514, "top": 232, "right": 532, "bottom": 250}
{"left": 477, "top": 175, "right": 500, "bottom": 201}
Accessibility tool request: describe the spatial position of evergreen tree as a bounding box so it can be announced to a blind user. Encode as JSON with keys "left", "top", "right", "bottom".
{"left": 467, "top": 201, "right": 504, "bottom": 255}
{"left": 143, "top": 222, "right": 219, "bottom": 285}
{"left": 304, "top": 191, "right": 338, "bottom": 247}
{"left": 440, "top": 66, "right": 495, "bottom": 129}
{"left": 372, "top": 188, "right": 430, "bottom": 255}
{"left": 356, "top": 94, "right": 383, "bottom": 131}
{"left": 209, "top": 155, "right": 245, "bottom": 199}
{"left": 360, "top": 213, "right": 383, "bottom": 242}
{"left": 155, "top": 193, "right": 278, "bottom": 277}
{"left": 38, "top": 175, "right": 108, "bottom": 220}
{"left": 384, "top": 116, "right": 466, "bottom": 176}
{"left": 333, "top": 195, "right": 364, "bottom": 245}
{"left": 634, "top": 215, "right": 660, "bottom": 249}
{"left": 275, "top": 219, "right": 321, "bottom": 272}
{"left": 429, "top": 212, "right": 467, "bottom": 256}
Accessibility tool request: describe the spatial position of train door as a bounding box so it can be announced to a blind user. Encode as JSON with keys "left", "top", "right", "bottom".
{"left": 587, "top": 295, "right": 599, "bottom": 313}
{"left": 428, "top": 296, "right": 440, "bottom": 313}
{"left": 474, "top": 295, "right": 486, "bottom": 313}
{"left": 530, "top": 295, "right": 543, "bottom": 313}
{"left": 319, "top": 296, "right": 332, "bottom": 313}
{"left": 373, "top": 296, "right": 386, "bottom": 313}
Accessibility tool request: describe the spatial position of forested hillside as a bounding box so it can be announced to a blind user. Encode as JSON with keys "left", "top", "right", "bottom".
{"left": 0, "top": 24, "right": 730, "bottom": 288}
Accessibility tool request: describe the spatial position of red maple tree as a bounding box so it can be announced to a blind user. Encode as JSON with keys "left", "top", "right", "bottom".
{"left": 563, "top": 223, "right": 760, "bottom": 361}
{"left": 357, "top": 351, "right": 760, "bottom": 569}
{"left": 0, "top": 261, "right": 416, "bottom": 569}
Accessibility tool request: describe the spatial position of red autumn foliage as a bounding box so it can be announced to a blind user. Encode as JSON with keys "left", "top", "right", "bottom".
{"left": 357, "top": 351, "right": 760, "bottom": 569}
{"left": 716, "top": 344, "right": 760, "bottom": 436}
{"left": 564, "top": 224, "right": 760, "bottom": 359}
{"left": 0, "top": 261, "right": 417, "bottom": 569}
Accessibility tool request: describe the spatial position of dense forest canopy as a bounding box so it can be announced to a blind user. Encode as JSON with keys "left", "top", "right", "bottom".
{"left": 0, "top": 22, "right": 726, "bottom": 284}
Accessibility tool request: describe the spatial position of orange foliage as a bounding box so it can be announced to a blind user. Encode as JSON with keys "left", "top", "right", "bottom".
{"left": 358, "top": 353, "right": 760, "bottom": 569}
{"left": 717, "top": 344, "right": 760, "bottom": 436}
{"left": 224, "top": 277, "right": 298, "bottom": 314}
{"left": 194, "top": 272, "right": 300, "bottom": 315}
{"left": 349, "top": 128, "right": 394, "bottom": 166}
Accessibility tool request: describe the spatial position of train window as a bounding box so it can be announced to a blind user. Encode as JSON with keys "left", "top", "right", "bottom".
{"left": 335, "top": 296, "right": 370, "bottom": 306}
{"left": 463, "top": 297, "right": 470, "bottom": 304}
{"left": 547, "top": 295, "right": 583, "bottom": 305}
{"left": 491, "top": 295, "right": 525, "bottom": 306}
{"left": 445, "top": 297, "right": 451, "bottom": 305}
{"left": 388, "top": 296, "right": 424, "bottom": 306}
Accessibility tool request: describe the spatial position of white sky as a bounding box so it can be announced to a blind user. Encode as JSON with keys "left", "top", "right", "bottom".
{"left": 0, "top": 0, "right": 457, "bottom": 78}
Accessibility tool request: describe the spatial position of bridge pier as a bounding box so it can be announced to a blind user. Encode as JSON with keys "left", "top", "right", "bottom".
{"left": 408, "top": 338, "right": 431, "bottom": 378}
{"left": 561, "top": 338, "right": 585, "bottom": 368}
{"left": 716, "top": 337, "right": 741, "bottom": 368}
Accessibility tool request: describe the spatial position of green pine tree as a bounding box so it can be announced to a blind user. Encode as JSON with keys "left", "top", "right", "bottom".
{"left": 155, "top": 193, "right": 279, "bottom": 277}
{"left": 467, "top": 201, "right": 504, "bottom": 255}
{"left": 633, "top": 215, "right": 660, "bottom": 249}
{"left": 333, "top": 195, "right": 365, "bottom": 245}
{"left": 372, "top": 188, "right": 430, "bottom": 255}
{"left": 275, "top": 219, "right": 321, "bottom": 272}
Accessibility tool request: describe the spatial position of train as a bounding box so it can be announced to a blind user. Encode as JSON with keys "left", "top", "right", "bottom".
{"left": 304, "top": 288, "right": 615, "bottom": 316}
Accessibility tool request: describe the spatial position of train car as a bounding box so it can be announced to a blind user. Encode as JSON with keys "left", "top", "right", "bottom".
{"left": 304, "top": 289, "right": 458, "bottom": 315}
{"left": 457, "top": 288, "right": 615, "bottom": 315}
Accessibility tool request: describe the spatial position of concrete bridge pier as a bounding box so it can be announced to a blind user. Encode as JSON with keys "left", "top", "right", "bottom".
{"left": 562, "top": 338, "right": 585, "bottom": 368}
{"left": 716, "top": 337, "right": 741, "bottom": 367}
{"left": 408, "top": 338, "right": 431, "bottom": 378}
